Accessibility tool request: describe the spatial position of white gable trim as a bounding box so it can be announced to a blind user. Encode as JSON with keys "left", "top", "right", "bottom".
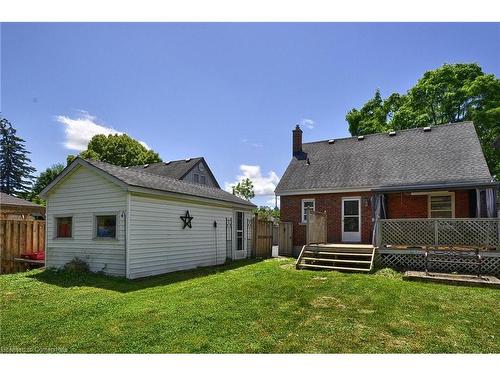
{"left": 39, "top": 158, "right": 128, "bottom": 199}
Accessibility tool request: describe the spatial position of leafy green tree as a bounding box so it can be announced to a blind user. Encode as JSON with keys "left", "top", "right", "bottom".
{"left": 27, "top": 163, "right": 65, "bottom": 204}
{"left": 346, "top": 63, "right": 500, "bottom": 177}
{"left": 231, "top": 178, "right": 255, "bottom": 200}
{"left": 0, "top": 116, "right": 36, "bottom": 195}
{"left": 253, "top": 206, "right": 280, "bottom": 220}
{"left": 74, "top": 133, "right": 162, "bottom": 167}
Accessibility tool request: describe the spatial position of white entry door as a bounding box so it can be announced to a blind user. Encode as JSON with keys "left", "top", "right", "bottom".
{"left": 342, "top": 197, "right": 361, "bottom": 242}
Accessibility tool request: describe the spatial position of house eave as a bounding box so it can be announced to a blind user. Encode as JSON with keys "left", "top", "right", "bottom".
{"left": 372, "top": 180, "right": 498, "bottom": 193}
{"left": 276, "top": 180, "right": 498, "bottom": 196}
{"left": 127, "top": 186, "right": 256, "bottom": 210}
{"left": 275, "top": 186, "right": 375, "bottom": 196}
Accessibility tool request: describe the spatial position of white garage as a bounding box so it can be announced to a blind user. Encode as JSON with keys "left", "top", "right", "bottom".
{"left": 40, "top": 158, "right": 256, "bottom": 279}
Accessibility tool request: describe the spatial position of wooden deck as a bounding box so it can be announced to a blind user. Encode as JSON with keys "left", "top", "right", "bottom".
{"left": 403, "top": 271, "right": 500, "bottom": 288}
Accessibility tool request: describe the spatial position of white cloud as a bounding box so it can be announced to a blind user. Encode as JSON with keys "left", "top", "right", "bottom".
{"left": 301, "top": 118, "right": 315, "bottom": 129}
{"left": 225, "top": 165, "right": 280, "bottom": 196}
{"left": 56, "top": 112, "right": 150, "bottom": 151}
{"left": 266, "top": 195, "right": 280, "bottom": 208}
{"left": 241, "top": 139, "right": 263, "bottom": 148}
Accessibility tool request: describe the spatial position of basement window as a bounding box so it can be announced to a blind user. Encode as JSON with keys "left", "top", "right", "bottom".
{"left": 428, "top": 193, "right": 454, "bottom": 218}
{"left": 301, "top": 199, "right": 315, "bottom": 223}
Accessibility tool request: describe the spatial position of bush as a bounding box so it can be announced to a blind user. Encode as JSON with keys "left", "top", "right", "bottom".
{"left": 63, "top": 258, "right": 90, "bottom": 273}
{"left": 374, "top": 267, "right": 402, "bottom": 279}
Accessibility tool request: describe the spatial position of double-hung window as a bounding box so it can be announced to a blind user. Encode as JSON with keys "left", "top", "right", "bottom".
{"left": 301, "top": 199, "right": 315, "bottom": 223}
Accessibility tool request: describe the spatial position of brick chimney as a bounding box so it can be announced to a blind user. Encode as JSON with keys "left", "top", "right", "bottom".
{"left": 292, "top": 125, "right": 303, "bottom": 157}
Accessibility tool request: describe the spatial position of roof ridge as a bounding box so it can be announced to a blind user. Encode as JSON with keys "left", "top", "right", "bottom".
{"left": 86, "top": 158, "right": 240, "bottom": 196}
{"left": 302, "top": 121, "right": 474, "bottom": 145}
{"left": 127, "top": 156, "right": 203, "bottom": 168}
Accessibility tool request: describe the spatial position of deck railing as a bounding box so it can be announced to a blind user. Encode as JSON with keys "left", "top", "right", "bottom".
{"left": 377, "top": 218, "right": 500, "bottom": 249}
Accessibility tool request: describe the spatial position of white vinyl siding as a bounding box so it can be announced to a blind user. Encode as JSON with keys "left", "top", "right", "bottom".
{"left": 45, "top": 166, "right": 127, "bottom": 276}
{"left": 128, "top": 193, "right": 250, "bottom": 279}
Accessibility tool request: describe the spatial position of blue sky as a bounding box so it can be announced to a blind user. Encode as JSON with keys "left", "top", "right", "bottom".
{"left": 1, "top": 23, "right": 499, "bottom": 206}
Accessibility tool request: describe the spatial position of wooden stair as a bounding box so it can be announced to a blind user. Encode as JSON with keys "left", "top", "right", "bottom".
{"left": 296, "top": 244, "right": 375, "bottom": 272}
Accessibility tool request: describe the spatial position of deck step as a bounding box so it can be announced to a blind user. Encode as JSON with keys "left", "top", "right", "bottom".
{"left": 296, "top": 244, "right": 376, "bottom": 273}
{"left": 299, "top": 263, "right": 371, "bottom": 272}
{"left": 301, "top": 257, "right": 372, "bottom": 264}
{"left": 306, "top": 247, "right": 373, "bottom": 254}
{"left": 303, "top": 251, "right": 373, "bottom": 257}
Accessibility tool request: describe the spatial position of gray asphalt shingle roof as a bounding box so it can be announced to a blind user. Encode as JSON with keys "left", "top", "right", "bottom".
{"left": 128, "top": 157, "right": 221, "bottom": 188}
{"left": 84, "top": 159, "right": 255, "bottom": 208}
{"left": 128, "top": 157, "right": 203, "bottom": 179}
{"left": 0, "top": 192, "right": 43, "bottom": 208}
{"left": 275, "top": 122, "right": 494, "bottom": 194}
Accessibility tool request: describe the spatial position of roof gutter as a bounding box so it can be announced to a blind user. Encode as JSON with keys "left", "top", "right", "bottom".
{"left": 276, "top": 181, "right": 498, "bottom": 196}
{"left": 372, "top": 181, "right": 498, "bottom": 193}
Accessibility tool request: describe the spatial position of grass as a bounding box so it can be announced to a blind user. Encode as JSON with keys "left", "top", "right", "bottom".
{"left": 1, "top": 258, "right": 499, "bottom": 353}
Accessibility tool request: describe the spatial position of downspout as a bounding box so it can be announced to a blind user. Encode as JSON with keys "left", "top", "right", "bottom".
{"left": 125, "top": 193, "right": 131, "bottom": 279}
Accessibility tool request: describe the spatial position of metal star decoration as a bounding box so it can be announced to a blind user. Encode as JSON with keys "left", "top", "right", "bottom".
{"left": 180, "top": 210, "right": 193, "bottom": 229}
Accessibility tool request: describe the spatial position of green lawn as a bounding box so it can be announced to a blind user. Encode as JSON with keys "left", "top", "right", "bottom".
{"left": 1, "top": 258, "right": 499, "bottom": 353}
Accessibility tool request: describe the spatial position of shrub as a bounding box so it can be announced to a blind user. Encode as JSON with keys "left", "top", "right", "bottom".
{"left": 374, "top": 267, "right": 402, "bottom": 279}
{"left": 63, "top": 258, "right": 90, "bottom": 273}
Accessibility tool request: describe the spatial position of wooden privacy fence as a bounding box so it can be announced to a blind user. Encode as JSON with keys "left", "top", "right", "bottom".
{"left": 377, "top": 218, "right": 500, "bottom": 249}
{"left": 253, "top": 217, "right": 273, "bottom": 258}
{"left": 0, "top": 219, "right": 45, "bottom": 274}
{"left": 306, "top": 210, "right": 327, "bottom": 245}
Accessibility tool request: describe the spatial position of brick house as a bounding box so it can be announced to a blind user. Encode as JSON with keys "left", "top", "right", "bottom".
{"left": 275, "top": 122, "right": 498, "bottom": 255}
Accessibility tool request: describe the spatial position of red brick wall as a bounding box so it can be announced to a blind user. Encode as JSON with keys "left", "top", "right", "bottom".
{"left": 280, "top": 192, "right": 374, "bottom": 246}
{"left": 281, "top": 190, "right": 472, "bottom": 248}
{"left": 386, "top": 190, "right": 471, "bottom": 218}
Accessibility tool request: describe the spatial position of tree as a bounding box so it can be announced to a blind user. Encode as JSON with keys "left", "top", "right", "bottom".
{"left": 346, "top": 63, "right": 500, "bottom": 177}
{"left": 28, "top": 163, "right": 65, "bottom": 204}
{"left": 231, "top": 178, "right": 255, "bottom": 200}
{"left": 74, "top": 133, "right": 162, "bottom": 166}
{"left": 253, "top": 206, "right": 280, "bottom": 221}
{"left": 0, "top": 116, "right": 36, "bottom": 196}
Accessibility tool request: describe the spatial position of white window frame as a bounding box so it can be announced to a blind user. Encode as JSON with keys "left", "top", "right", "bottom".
{"left": 301, "top": 199, "right": 315, "bottom": 224}
{"left": 93, "top": 212, "right": 119, "bottom": 240}
{"left": 428, "top": 192, "right": 455, "bottom": 218}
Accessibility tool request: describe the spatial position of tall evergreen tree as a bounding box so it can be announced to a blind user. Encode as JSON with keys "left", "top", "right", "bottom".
{"left": 0, "top": 116, "right": 36, "bottom": 196}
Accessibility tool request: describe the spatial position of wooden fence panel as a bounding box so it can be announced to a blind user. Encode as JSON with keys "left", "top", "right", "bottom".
{"left": 254, "top": 218, "right": 273, "bottom": 258}
{"left": 0, "top": 219, "right": 45, "bottom": 274}
{"left": 306, "top": 210, "right": 327, "bottom": 245}
{"left": 26, "top": 221, "right": 33, "bottom": 253}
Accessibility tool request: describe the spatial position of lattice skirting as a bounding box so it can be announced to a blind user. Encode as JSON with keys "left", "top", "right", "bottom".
{"left": 375, "top": 249, "right": 500, "bottom": 277}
